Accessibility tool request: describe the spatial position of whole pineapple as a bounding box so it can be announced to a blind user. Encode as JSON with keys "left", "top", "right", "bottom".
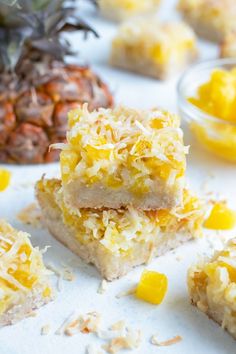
{"left": 0, "top": 0, "right": 113, "bottom": 164}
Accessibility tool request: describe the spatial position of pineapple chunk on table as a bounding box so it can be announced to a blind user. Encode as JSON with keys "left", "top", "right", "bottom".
{"left": 136, "top": 270, "right": 168, "bottom": 305}
{"left": 204, "top": 202, "right": 236, "bottom": 230}
{"left": 0, "top": 169, "right": 11, "bottom": 191}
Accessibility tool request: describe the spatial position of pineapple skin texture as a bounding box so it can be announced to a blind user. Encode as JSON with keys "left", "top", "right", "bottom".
{"left": 0, "top": 64, "right": 113, "bottom": 165}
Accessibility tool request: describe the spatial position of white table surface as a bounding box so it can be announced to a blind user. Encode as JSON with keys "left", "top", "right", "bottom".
{"left": 0, "top": 1, "right": 236, "bottom": 353}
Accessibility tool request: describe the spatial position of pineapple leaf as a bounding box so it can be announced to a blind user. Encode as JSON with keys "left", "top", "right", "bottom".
{"left": 0, "top": 0, "right": 98, "bottom": 77}
{"left": 0, "top": 28, "right": 24, "bottom": 72}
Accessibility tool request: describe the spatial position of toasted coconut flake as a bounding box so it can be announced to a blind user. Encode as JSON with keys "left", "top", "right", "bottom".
{"left": 97, "top": 279, "right": 108, "bottom": 294}
{"left": 86, "top": 344, "right": 104, "bottom": 354}
{"left": 17, "top": 203, "right": 42, "bottom": 228}
{"left": 116, "top": 286, "right": 136, "bottom": 299}
{"left": 46, "top": 262, "right": 63, "bottom": 291}
{"left": 64, "top": 311, "right": 102, "bottom": 336}
{"left": 47, "top": 262, "right": 75, "bottom": 289}
{"left": 41, "top": 324, "right": 51, "bottom": 335}
{"left": 110, "top": 320, "right": 126, "bottom": 332}
{"left": 55, "top": 311, "right": 76, "bottom": 335}
{"left": 62, "top": 267, "right": 75, "bottom": 281}
{"left": 50, "top": 142, "right": 67, "bottom": 151}
{"left": 80, "top": 312, "right": 102, "bottom": 334}
{"left": 151, "top": 334, "right": 182, "bottom": 346}
{"left": 102, "top": 328, "right": 141, "bottom": 353}
{"left": 64, "top": 318, "right": 81, "bottom": 336}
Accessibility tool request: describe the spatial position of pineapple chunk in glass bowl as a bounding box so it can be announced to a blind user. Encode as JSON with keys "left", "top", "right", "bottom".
{"left": 177, "top": 58, "right": 236, "bottom": 162}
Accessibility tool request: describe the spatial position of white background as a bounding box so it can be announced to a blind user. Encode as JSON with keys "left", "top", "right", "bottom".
{"left": 0, "top": 1, "right": 236, "bottom": 353}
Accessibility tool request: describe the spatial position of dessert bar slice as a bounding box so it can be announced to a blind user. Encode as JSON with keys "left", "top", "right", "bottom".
{"left": 110, "top": 18, "right": 198, "bottom": 79}
{"left": 98, "top": 0, "right": 161, "bottom": 22}
{"left": 178, "top": 0, "right": 236, "bottom": 43}
{"left": 57, "top": 105, "right": 188, "bottom": 210}
{"left": 220, "top": 33, "right": 236, "bottom": 58}
{"left": 36, "top": 178, "right": 204, "bottom": 281}
{"left": 188, "top": 238, "right": 236, "bottom": 339}
{"left": 0, "top": 220, "right": 52, "bottom": 326}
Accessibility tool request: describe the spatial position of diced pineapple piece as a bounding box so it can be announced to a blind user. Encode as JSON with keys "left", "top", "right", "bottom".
{"left": 204, "top": 202, "right": 236, "bottom": 230}
{"left": 85, "top": 144, "right": 112, "bottom": 161}
{"left": 135, "top": 270, "right": 168, "bottom": 305}
{"left": 188, "top": 68, "right": 236, "bottom": 162}
{"left": 190, "top": 69, "right": 236, "bottom": 124}
{"left": 0, "top": 169, "right": 11, "bottom": 192}
{"left": 60, "top": 150, "right": 80, "bottom": 183}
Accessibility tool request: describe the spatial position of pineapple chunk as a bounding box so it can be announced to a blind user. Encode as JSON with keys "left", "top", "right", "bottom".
{"left": 189, "top": 69, "right": 236, "bottom": 124}
{"left": 135, "top": 270, "right": 168, "bottom": 305}
{"left": 0, "top": 169, "right": 11, "bottom": 192}
{"left": 204, "top": 202, "right": 236, "bottom": 230}
{"left": 188, "top": 68, "right": 236, "bottom": 162}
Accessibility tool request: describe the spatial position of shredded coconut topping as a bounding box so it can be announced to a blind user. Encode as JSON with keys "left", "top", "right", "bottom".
{"left": 60, "top": 104, "right": 187, "bottom": 193}
{"left": 0, "top": 220, "right": 52, "bottom": 316}
{"left": 38, "top": 179, "right": 204, "bottom": 256}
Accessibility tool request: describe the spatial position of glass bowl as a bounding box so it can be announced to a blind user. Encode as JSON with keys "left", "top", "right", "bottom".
{"left": 177, "top": 58, "right": 236, "bottom": 162}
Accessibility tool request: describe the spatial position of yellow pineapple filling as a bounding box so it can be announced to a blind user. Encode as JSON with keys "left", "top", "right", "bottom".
{"left": 0, "top": 220, "right": 51, "bottom": 316}
{"left": 204, "top": 202, "right": 236, "bottom": 230}
{"left": 135, "top": 270, "right": 168, "bottom": 305}
{"left": 111, "top": 19, "right": 197, "bottom": 67}
{"left": 37, "top": 179, "right": 204, "bottom": 256}
{"left": 189, "top": 68, "right": 236, "bottom": 162}
{"left": 0, "top": 169, "right": 11, "bottom": 192}
{"left": 59, "top": 105, "right": 187, "bottom": 195}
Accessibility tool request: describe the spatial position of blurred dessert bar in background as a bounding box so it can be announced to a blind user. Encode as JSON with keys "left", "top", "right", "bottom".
{"left": 110, "top": 18, "right": 198, "bottom": 79}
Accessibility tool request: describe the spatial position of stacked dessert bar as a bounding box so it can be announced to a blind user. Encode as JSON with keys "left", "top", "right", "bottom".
{"left": 37, "top": 104, "right": 204, "bottom": 280}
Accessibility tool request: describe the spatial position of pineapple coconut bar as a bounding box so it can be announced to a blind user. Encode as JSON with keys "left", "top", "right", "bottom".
{"left": 37, "top": 105, "right": 204, "bottom": 280}
{"left": 110, "top": 17, "right": 198, "bottom": 80}
{"left": 98, "top": 0, "right": 161, "bottom": 22}
{"left": 59, "top": 105, "right": 187, "bottom": 210}
{"left": 178, "top": 0, "right": 236, "bottom": 43}
{"left": 0, "top": 220, "right": 52, "bottom": 326}
{"left": 188, "top": 238, "right": 236, "bottom": 339}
